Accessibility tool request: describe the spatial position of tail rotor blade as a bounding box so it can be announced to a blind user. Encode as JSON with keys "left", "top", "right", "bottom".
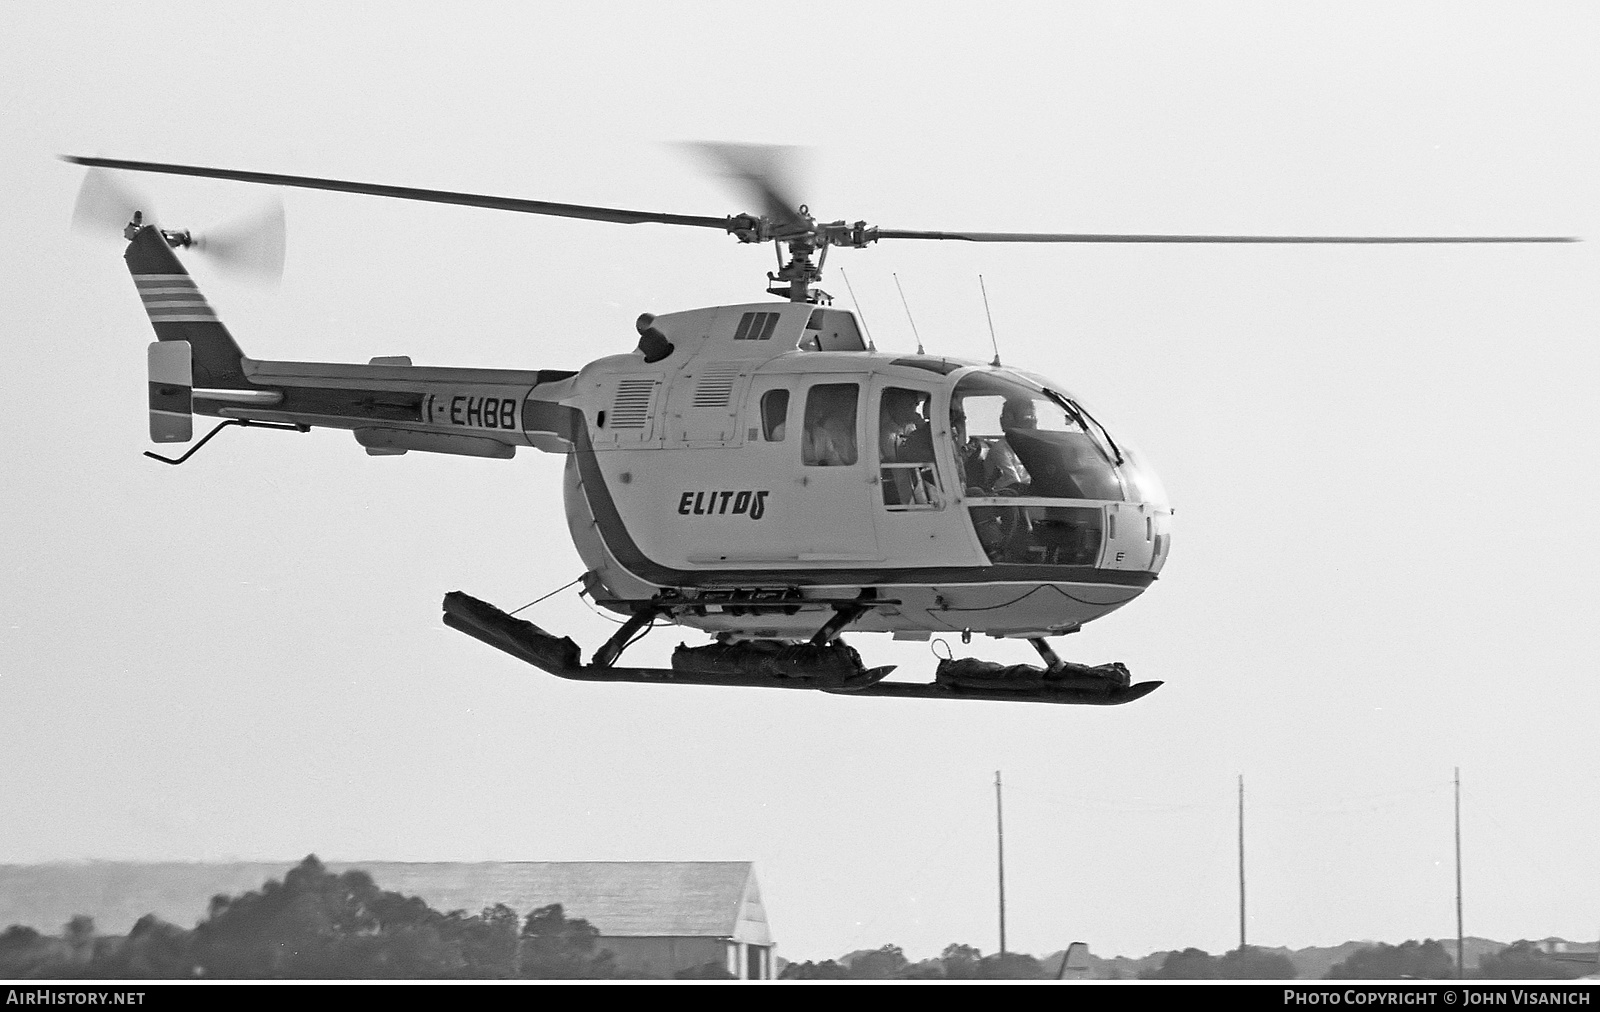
{"left": 71, "top": 166, "right": 152, "bottom": 237}
{"left": 191, "top": 197, "right": 286, "bottom": 284}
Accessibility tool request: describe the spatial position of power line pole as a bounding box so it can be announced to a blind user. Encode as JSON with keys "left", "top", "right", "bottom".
{"left": 996, "top": 770, "right": 1007, "bottom": 956}
{"left": 1239, "top": 774, "right": 1247, "bottom": 950}
{"left": 1455, "top": 767, "right": 1464, "bottom": 979}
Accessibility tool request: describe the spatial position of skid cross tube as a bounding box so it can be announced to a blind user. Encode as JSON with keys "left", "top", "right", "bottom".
{"left": 808, "top": 591, "right": 877, "bottom": 647}
{"left": 1029, "top": 637, "right": 1063, "bottom": 669}
{"left": 592, "top": 607, "right": 658, "bottom": 669}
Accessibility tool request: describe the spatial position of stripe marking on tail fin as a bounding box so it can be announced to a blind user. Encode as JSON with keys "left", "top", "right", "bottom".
{"left": 133, "top": 274, "right": 219, "bottom": 323}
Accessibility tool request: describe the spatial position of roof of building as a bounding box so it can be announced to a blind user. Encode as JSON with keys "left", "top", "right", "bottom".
{"left": 347, "top": 862, "right": 769, "bottom": 941}
{"left": 0, "top": 860, "right": 771, "bottom": 944}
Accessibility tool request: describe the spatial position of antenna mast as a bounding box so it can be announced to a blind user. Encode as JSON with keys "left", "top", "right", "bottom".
{"left": 1455, "top": 767, "right": 1464, "bottom": 978}
{"left": 893, "top": 273, "right": 925, "bottom": 355}
{"left": 996, "top": 770, "right": 1008, "bottom": 956}
{"left": 839, "top": 268, "right": 875, "bottom": 351}
{"left": 1239, "top": 774, "right": 1247, "bottom": 950}
{"left": 979, "top": 275, "right": 1001, "bottom": 367}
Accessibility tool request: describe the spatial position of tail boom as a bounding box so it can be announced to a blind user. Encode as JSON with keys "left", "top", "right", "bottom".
{"left": 228, "top": 358, "right": 579, "bottom": 457}
{"left": 125, "top": 224, "right": 577, "bottom": 457}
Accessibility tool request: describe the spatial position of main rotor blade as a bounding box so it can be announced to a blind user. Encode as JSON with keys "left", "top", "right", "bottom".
{"left": 683, "top": 142, "right": 808, "bottom": 232}
{"left": 875, "top": 229, "right": 1577, "bottom": 243}
{"left": 62, "top": 155, "right": 735, "bottom": 231}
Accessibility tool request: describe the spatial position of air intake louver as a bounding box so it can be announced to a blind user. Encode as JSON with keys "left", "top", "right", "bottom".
{"left": 733, "top": 311, "right": 781, "bottom": 341}
{"left": 691, "top": 363, "right": 743, "bottom": 408}
{"left": 610, "top": 378, "right": 657, "bottom": 428}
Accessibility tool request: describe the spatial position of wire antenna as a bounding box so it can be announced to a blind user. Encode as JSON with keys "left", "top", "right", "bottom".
{"left": 980, "top": 274, "right": 1001, "bottom": 367}
{"left": 893, "top": 273, "right": 924, "bottom": 354}
{"left": 839, "top": 268, "right": 875, "bottom": 351}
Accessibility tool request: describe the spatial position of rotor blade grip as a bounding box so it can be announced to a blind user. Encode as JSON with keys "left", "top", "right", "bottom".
{"left": 62, "top": 156, "right": 734, "bottom": 230}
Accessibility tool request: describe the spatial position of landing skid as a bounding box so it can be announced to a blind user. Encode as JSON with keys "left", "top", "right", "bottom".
{"left": 442, "top": 591, "right": 1161, "bottom": 706}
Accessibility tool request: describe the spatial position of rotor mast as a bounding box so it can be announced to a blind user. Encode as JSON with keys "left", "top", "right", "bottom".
{"left": 769, "top": 235, "right": 824, "bottom": 303}
{"left": 747, "top": 213, "right": 883, "bottom": 304}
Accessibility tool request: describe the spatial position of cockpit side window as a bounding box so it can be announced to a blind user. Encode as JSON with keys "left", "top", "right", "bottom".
{"left": 760, "top": 389, "right": 789, "bottom": 441}
{"left": 801, "top": 383, "right": 859, "bottom": 466}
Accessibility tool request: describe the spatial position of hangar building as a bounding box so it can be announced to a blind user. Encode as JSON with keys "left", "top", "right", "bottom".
{"left": 0, "top": 859, "right": 775, "bottom": 979}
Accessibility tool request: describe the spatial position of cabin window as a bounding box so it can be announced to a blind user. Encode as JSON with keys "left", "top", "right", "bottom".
{"left": 760, "top": 389, "right": 789, "bottom": 441}
{"left": 878, "top": 387, "right": 940, "bottom": 508}
{"left": 801, "top": 383, "right": 858, "bottom": 466}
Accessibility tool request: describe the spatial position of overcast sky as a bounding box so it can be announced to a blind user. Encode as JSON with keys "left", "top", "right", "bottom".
{"left": 2, "top": 2, "right": 1597, "bottom": 963}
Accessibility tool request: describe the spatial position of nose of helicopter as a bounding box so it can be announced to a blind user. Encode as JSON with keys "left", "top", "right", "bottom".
{"left": 1102, "top": 442, "right": 1171, "bottom": 574}
{"left": 1118, "top": 441, "right": 1169, "bottom": 512}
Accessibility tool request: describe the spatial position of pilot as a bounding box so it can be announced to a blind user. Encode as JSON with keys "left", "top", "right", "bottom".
{"left": 987, "top": 397, "right": 1034, "bottom": 495}
{"left": 950, "top": 406, "right": 988, "bottom": 495}
{"left": 1001, "top": 396, "right": 1037, "bottom": 432}
{"left": 952, "top": 403, "right": 1030, "bottom": 556}
{"left": 951, "top": 399, "right": 1031, "bottom": 496}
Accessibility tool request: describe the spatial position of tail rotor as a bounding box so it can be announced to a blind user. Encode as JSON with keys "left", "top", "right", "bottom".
{"left": 188, "top": 198, "right": 286, "bottom": 283}
{"left": 71, "top": 166, "right": 147, "bottom": 239}
{"left": 70, "top": 166, "right": 287, "bottom": 285}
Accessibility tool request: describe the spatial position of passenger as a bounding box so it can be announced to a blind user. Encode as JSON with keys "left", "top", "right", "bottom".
{"left": 879, "top": 389, "right": 933, "bottom": 464}
{"left": 878, "top": 389, "right": 935, "bottom": 505}
{"left": 804, "top": 418, "right": 852, "bottom": 466}
{"left": 802, "top": 384, "right": 858, "bottom": 466}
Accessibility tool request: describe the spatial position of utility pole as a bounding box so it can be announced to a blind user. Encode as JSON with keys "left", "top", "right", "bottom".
{"left": 996, "top": 770, "right": 1007, "bottom": 956}
{"left": 1455, "top": 767, "right": 1464, "bottom": 979}
{"left": 1239, "top": 774, "right": 1247, "bottom": 950}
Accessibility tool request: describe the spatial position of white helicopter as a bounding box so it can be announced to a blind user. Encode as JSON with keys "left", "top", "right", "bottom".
{"left": 65, "top": 150, "right": 1573, "bottom": 706}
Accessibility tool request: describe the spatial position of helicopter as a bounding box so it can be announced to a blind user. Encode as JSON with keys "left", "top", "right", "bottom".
{"left": 64, "top": 149, "right": 1575, "bottom": 706}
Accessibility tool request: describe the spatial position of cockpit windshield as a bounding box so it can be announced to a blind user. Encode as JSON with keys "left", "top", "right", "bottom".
{"left": 950, "top": 371, "right": 1128, "bottom": 501}
{"left": 947, "top": 370, "right": 1168, "bottom": 567}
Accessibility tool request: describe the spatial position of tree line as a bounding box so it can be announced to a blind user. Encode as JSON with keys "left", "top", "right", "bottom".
{"left": 2, "top": 856, "right": 1589, "bottom": 979}
{"left": 785, "top": 939, "right": 1592, "bottom": 980}
{"left": 0, "top": 855, "right": 721, "bottom": 979}
{"left": 780, "top": 942, "right": 1300, "bottom": 979}
{"left": 1137, "top": 940, "right": 1589, "bottom": 980}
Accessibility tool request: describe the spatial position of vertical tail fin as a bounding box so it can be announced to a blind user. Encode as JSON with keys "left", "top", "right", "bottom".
{"left": 124, "top": 225, "right": 248, "bottom": 388}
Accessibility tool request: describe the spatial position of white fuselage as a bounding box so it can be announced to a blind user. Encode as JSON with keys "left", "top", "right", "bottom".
{"left": 538, "top": 302, "right": 1172, "bottom": 642}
